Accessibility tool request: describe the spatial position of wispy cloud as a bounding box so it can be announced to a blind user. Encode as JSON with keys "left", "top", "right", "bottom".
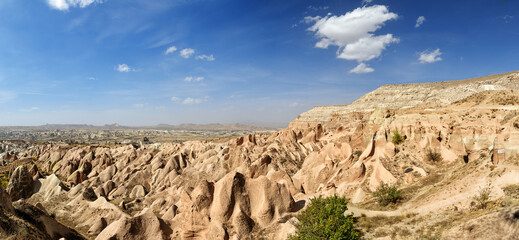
{"left": 133, "top": 103, "right": 145, "bottom": 108}
{"left": 289, "top": 101, "right": 303, "bottom": 107}
{"left": 20, "top": 107, "right": 39, "bottom": 112}
{"left": 307, "top": 5, "right": 329, "bottom": 11}
{"left": 195, "top": 54, "right": 215, "bottom": 61}
{"left": 184, "top": 76, "right": 204, "bottom": 82}
{"left": 46, "top": 0, "right": 104, "bottom": 11}
{"left": 361, "top": 0, "right": 373, "bottom": 6}
{"left": 501, "top": 15, "right": 514, "bottom": 23}
{"left": 165, "top": 46, "right": 177, "bottom": 55}
{"left": 415, "top": 16, "right": 426, "bottom": 27}
{"left": 116, "top": 64, "right": 136, "bottom": 72}
{"left": 180, "top": 48, "right": 195, "bottom": 58}
{"left": 418, "top": 48, "right": 442, "bottom": 63}
{"left": 148, "top": 37, "right": 176, "bottom": 49}
{"left": 182, "top": 96, "right": 208, "bottom": 105}
{"left": 171, "top": 96, "right": 208, "bottom": 105}
{"left": 0, "top": 91, "right": 16, "bottom": 103}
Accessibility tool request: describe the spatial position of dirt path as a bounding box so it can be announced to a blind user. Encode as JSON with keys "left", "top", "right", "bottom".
{"left": 347, "top": 206, "right": 404, "bottom": 217}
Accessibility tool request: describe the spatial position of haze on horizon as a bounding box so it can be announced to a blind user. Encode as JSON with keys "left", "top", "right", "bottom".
{"left": 0, "top": 0, "right": 518, "bottom": 126}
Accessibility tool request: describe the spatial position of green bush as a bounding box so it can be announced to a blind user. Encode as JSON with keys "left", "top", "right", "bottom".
{"left": 289, "top": 195, "right": 359, "bottom": 240}
{"left": 425, "top": 149, "right": 442, "bottom": 162}
{"left": 391, "top": 129, "right": 404, "bottom": 145}
{"left": 374, "top": 183, "right": 403, "bottom": 206}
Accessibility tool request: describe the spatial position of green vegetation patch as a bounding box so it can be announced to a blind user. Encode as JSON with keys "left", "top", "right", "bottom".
{"left": 391, "top": 129, "right": 404, "bottom": 145}
{"left": 289, "top": 195, "right": 359, "bottom": 240}
{"left": 374, "top": 183, "right": 403, "bottom": 207}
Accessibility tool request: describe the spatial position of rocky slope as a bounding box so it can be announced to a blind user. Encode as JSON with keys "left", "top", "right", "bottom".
{"left": 293, "top": 70, "right": 519, "bottom": 123}
{"left": 1, "top": 71, "right": 519, "bottom": 239}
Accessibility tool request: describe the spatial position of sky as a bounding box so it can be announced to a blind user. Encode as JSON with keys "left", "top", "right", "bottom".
{"left": 0, "top": 0, "right": 518, "bottom": 127}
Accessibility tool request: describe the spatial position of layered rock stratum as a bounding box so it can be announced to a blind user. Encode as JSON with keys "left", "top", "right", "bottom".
{"left": 1, "top": 71, "right": 519, "bottom": 239}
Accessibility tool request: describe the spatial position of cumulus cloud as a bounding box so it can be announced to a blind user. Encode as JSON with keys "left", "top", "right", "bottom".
{"left": 46, "top": 0, "right": 104, "bottom": 11}
{"left": 184, "top": 76, "right": 204, "bottom": 82}
{"left": 338, "top": 34, "right": 399, "bottom": 62}
{"left": 195, "top": 54, "right": 215, "bottom": 61}
{"left": 20, "top": 107, "right": 39, "bottom": 112}
{"left": 180, "top": 48, "right": 195, "bottom": 58}
{"left": 306, "top": 5, "right": 398, "bottom": 73}
{"left": 415, "top": 16, "right": 426, "bottom": 27}
{"left": 165, "top": 46, "right": 177, "bottom": 55}
{"left": 418, "top": 48, "right": 442, "bottom": 63}
{"left": 116, "top": 64, "right": 135, "bottom": 72}
{"left": 182, "top": 96, "right": 208, "bottom": 105}
{"left": 171, "top": 97, "right": 180, "bottom": 102}
{"left": 349, "top": 63, "right": 374, "bottom": 74}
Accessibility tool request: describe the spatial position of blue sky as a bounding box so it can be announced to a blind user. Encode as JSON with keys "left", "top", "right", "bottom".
{"left": 0, "top": 0, "right": 518, "bottom": 126}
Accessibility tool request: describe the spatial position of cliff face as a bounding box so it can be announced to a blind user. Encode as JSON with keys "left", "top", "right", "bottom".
{"left": 292, "top": 71, "right": 519, "bottom": 124}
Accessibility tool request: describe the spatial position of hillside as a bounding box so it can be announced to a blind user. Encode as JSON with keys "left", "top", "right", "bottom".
{"left": 293, "top": 70, "right": 519, "bottom": 124}
{"left": 1, "top": 71, "right": 519, "bottom": 239}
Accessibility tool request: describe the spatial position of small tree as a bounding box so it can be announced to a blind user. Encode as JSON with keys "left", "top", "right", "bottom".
{"left": 289, "top": 195, "right": 359, "bottom": 240}
{"left": 392, "top": 129, "right": 404, "bottom": 145}
{"left": 374, "top": 183, "right": 403, "bottom": 206}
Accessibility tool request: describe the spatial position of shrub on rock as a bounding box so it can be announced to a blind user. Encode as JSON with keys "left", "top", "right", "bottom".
{"left": 391, "top": 129, "right": 404, "bottom": 145}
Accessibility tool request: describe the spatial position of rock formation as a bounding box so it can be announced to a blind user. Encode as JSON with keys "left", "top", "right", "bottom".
{"left": 2, "top": 71, "right": 519, "bottom": 239}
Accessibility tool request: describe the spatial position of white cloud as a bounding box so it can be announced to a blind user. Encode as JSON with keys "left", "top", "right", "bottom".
{"left": 502, "top": 15, "right": 514, "bottom": 23}
{"left": 418, "top": 48, "right": 442, "bottom": 64}
{"left": 289, "top": 101, "right": 302, "bottom": 107}
{"left": 165, "top": 46, "right": 177, "bottom": 55}
{"left": 20, "top": 107, "right": 39, "bottom": 112}
{"left": 195, "top": 54, "right": 215, "bottom": 61}
{"left": 338, "top": 34, "right": 399, "bottom": 62}
{"left": 415, "top": 16, "right": 426, "bottom": 27}
{"left": 133, "top": 103, "right": 144, "bottom": 108}
{"left": 180, "top": 48, "right": 195, "bottom": 58}
{"left": 182, "top": 96, "right": 208, "bottom": 105}
{"left": 306, "top": 5, "right": 398, "bottom": 73}
{"left": 88, "top": 77, "right": 97, "bottom": 81}
{"left": 349, "top": 63, "right": 374, "bottom": 74}
{"left": 184, "top": 76, "right": 204, "bottom": 82}
{"left": 116, "top": 64, "right": 135, "bottom": 72}
{"left": 46, "top": 0, "right": 104, "bottom": 11}
{"left": 171, "top": 97, "right": 180, "bottom": 102}
{"left": 308, "top": 5, "right": 329, "bottom": 11}
{"left": 362, "top": 0, "right": 373, "bottom": 5}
